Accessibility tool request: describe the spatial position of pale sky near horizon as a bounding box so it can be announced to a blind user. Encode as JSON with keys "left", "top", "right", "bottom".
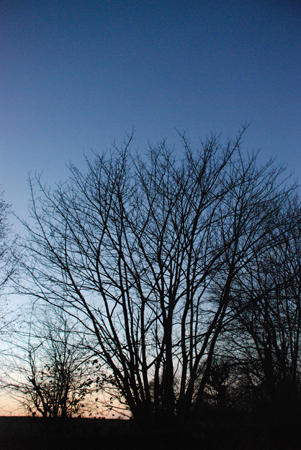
{"left": 1, "top": 0, "right": 301, "bottom": 224}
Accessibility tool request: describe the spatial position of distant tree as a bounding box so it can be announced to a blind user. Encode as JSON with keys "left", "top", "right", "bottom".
{"left": 202, "top": 357, "right": 233, "bottom": 409}
{"left": 0, "top": 191, "right": 16, "bottom": 292}
{"left": 224, "top": 197, "right": 301, "bottom": 410}
{"left": 0, "top": 190, "right": 19, "bottom": 336}
{"left": 1, "top": 306, "right": 97, "bottom": 418}
{"left": 17, "top": 127, "right": 297, "bottom": 425}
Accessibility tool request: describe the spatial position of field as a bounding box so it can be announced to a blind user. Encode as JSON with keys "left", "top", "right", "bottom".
{"left": 0, "top": 413, "right": 300, "bottom": 450}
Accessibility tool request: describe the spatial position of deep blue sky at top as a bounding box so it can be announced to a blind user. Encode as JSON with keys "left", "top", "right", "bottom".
{"left": 0, "top": 0, "right": 300, "bottom": 222}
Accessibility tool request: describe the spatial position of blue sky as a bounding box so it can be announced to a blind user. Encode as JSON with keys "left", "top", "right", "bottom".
{"left": 1, "top": 0, "right": 300, "bottom": 222}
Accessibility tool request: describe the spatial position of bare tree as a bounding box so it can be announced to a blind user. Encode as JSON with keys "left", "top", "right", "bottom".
{"left": 0, "top": 191, "right": 19, "bottom": 337}
{"left": 227, "top": 197, "right": 301, "bottom": 409}
{"left": 0, "top": 191, "right": 16, "bottom": 291}
{"left": 17, "top": 128, "right": 295, "bottom": 425}
{"left": 1, "top": 305, "right": 97, "bottom": 418}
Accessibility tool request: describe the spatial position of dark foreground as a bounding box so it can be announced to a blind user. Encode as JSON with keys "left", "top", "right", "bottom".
{"left": 0, "top": 410, "right": 300, "bottom": 450}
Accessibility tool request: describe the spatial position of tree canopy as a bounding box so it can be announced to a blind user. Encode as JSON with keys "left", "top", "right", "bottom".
{"left": 17, "top": 128, "right": 300, "bottom": 425}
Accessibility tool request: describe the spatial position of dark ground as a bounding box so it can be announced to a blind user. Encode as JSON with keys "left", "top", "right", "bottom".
{"left": 0, "top": 411, "right": 300, "bottom": 450}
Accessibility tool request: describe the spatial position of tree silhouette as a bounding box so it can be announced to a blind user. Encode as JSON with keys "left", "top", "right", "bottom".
{"left": 18, "top": 127, "right": 297, "bottom": 425}
{"left": 1, "top": 306, "right": 96, "bottom": 418}
{"left": 0, "top": 191, "right": 16, "bottom": 292}
{"left": 226, "top": 196, "right": 301, "bottom": 410}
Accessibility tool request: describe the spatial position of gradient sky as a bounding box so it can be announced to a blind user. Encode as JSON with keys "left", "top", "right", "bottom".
{"left": 1, "top": 0, "right": 300, "bottom": 223}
